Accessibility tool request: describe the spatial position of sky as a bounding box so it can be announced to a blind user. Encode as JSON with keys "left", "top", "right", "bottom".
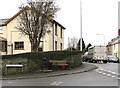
{"left": 0, "top": 0, "right": 119, "bottom": 49}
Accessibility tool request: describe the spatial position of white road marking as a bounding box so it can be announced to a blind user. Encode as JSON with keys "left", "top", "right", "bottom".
{"left": 100, "top": 69, "right": 103, "bottom": 70}
{"left": 96, "top": 68, "right": 118, "bottom": 79}
{"left": 98, "top": 68, "right": 118, "bottom": 75}
{"left": 102, "top": 73, "right": 106, "bottom": 75}
{"left": 116, "top": 77, "right": 120, "bottom": 79}
{"left": 7, "top": 82, "right": 13, "bottom": 84}
{"left": 111, "top": 76, "right": 116, "bottom": 78}
{"left": 111, "top": 72, "right": 116, "bottom": 74}
{"left": 99, "top": 72, "right": 102, "bottom": 74}
{"left": 107, "top": 71, "right": 112, "bottom": 73}
{"left": 50, "top": 81, "right": 62, "bottom": 86}
{"left": 107, "top": 74, "right": 111, "bottom": 76}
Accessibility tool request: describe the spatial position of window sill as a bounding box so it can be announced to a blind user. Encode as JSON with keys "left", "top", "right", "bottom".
{"left": 14, "top": 49, "right": 25, "bottom": 50}
{"left": 1, "top": 51, "right": 7, "bottom": 52}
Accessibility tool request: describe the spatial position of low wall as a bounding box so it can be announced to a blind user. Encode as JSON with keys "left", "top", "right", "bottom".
{"left": 2, "top": 51, "right": 83, "bottom": 75}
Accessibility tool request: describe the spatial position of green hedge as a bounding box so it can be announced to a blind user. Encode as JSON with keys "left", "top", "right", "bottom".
{"left": 2, "top": 51, "right": 82, "bottom": 60}
{"left": 2, "top": 51, "right": 82, "bottom": 75}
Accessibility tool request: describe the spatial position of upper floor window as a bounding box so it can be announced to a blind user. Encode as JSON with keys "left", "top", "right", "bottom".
{"left": 113, "top": 44, "right": 115, "bottom": 50}
{"left": 55, "top": 24, "right": 57, "bottom": 36}
{"left": 14, "top": 42, "right": 24, "bottom": 50}
{"left": 0, "top": 27, "right": 3, "bottom": 33}
{"left": 60, "top": 27, "right": 63, "bottom": 38}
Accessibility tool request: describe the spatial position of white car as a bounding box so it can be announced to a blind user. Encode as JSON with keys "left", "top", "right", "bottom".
{"left": 107, "top": 55, "right": 119, "bottom": 63}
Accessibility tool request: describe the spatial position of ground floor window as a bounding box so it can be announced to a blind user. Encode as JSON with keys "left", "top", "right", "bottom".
{"left": 114, "top": 53, "right": 117, "bottom": 57}
{"left": 0, "top": 41, "right": 7, "bottom": 52}
{"left": 60, "top": 43, "right": 62, "bottom": 50}
{"left": 14, "top": 42, "right": 24, "bottom": 50}
{"left": 55, "top": 41, "right": 57, "bottom": 51}
{"left": 38, "top": 41, "right": 43, "bottom": 51}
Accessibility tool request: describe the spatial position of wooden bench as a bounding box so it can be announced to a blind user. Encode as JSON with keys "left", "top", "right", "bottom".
{"left": 5, "top": 64, "right": 23, "bottom": 75}
{"left": 49, "top": 60, "right": 69, "bottom": 70}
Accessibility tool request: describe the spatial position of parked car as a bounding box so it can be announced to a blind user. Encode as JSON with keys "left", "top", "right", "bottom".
{"left": 107, "top": 55, "right": 119, "bottom": 63}
{"left": 82, "top": 52, "right": 92, "bottom": 62}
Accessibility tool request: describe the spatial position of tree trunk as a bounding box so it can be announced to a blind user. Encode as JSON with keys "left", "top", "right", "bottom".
{"left": 31, "top": 42, "right": 38, "bottom": 52}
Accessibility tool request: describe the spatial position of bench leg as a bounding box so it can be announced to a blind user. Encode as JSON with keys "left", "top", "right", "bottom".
{"left": 22, "top": 67, "right": 23, "bottom": 73}
{"left": 5, "top": 67, "right": 7, "bottom": 75}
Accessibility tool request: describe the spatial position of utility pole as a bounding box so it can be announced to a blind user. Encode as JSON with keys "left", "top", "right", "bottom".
{"left": 80, "top": 0, "right": 83, "bottom": 51}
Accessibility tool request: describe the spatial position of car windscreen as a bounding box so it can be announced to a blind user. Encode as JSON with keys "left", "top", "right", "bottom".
{"left": 108, "top": 56, "right": 117, "bottom": 59}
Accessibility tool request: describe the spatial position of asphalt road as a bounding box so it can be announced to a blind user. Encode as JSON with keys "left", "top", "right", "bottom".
{"left": 2, "top": 62, "right": 119, "bottom": 86}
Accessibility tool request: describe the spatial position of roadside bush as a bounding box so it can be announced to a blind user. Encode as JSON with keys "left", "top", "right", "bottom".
{"left": 65, "top": 54, "right": 82, "bottom": 68}
{"left": 2, "top": 51, "right": 82, "bottom": 75}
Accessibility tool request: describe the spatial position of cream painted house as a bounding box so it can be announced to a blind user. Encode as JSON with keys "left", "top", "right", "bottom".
{"left": 0, "top": 9, "right": 65, "bottom": 55}
{"left": 107, "top": 29, "right": 120, "bottom": 59}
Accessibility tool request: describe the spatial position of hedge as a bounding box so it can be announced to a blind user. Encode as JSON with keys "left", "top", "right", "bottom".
{"left": 2, "top": 51, "right": 83, "bottom": 75}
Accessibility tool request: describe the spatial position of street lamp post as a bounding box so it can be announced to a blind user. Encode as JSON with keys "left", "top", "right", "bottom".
{"left": 80, "top": 0, "right": 82, "bottom": 51}
{"left": 96, "top": 34, "right": 105, "bottom": 46}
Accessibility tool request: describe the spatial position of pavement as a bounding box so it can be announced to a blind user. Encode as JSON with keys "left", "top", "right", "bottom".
{"left": 1, "top": 62, "right": 98, "bottom": 80}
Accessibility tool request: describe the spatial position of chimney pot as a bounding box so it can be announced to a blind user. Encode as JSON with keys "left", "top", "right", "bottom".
{"left": 118, "top": 29, "right": 120, "bottom": 36}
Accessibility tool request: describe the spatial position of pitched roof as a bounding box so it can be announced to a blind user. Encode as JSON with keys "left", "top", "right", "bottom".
{"left": 52, "top": 20, "right": 66, "bottom": 29}
{"left": 3, "top": 7, "right": 28, "bottom": 26}
{"left": 0, "top": 36, "right": 7, "bottom": 41}
{"left": 0, "top": 19, "right": 9, "bottom": 26}
{"left": 108, "top": 35, "right": 120, "bottom": 45}
{"left": 0, "top": 7, "right": 65, "bottom": 29}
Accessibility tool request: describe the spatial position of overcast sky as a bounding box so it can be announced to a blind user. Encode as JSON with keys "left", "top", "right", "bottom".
{"left": 0, "top": 0, "right": 119, "bottom": 49}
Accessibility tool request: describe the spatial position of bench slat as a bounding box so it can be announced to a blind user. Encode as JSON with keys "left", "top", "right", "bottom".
{"left": 6, "top": 65, "right": 23, "bottom": 67}
{"left": 49, "top": 60, "right": 68, "bottom": 66}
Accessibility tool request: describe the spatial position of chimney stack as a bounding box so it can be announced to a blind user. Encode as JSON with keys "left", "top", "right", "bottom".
{"left": 118, "top": 29, "right": 120, "bottom": 36}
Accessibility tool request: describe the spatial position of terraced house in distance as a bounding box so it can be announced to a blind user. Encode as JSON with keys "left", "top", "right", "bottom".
{"left": 0, "top": 9, "right": 65, "bottom": 55}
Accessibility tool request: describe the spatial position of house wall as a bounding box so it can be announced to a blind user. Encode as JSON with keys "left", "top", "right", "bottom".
{"left": 111, "top": 43, "right": 118, "bottom": 58}
{"left": 106, "top": 45, "right": 112, "bottom": 55}
{"left": 107, "top": 43, "right": 120, "bottom": 59}
{"left": 54, "top": 24, "right": 64, "bottom": 51}
{"left": 41, "top": 23, "right": 64, "bottom": 51}
{"left": 1, "top": 16, "right": 64, "bottom": 55}
{"left": 118, "top": 43, "right": 120, "bottom": 59}
{"left": 42, "top": 26, "right": 53, "bottom": 51}
{"left": 5, "top": 17, "right": 31, "bottom": 55}
{"left": 0, "top": 27, "right": 3, "bottom": 37}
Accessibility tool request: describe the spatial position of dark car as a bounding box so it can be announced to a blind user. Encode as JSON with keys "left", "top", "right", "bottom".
{"left": 107, "top": 55, "right": 119, "bottom": 63}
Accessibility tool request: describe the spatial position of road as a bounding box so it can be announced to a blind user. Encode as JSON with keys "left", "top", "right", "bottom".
{"left": 2, "top": 62, "right": 119, "bottom": 86}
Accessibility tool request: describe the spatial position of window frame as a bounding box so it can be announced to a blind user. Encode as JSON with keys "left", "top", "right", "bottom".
{"left": 60, "top": 27, "right": 63, "bottom": 38}
{"left": 60, "top": 43, "right": 62, "bottom": 50}
{"left": 14, "top": 41, "right": 24, "bottom": 50}
{"left": 55, "top": 24, "right": 58, "bottom": 36}
{"left": 0, "top": 27, "right": 3, "bottom": 34}
{"left": 55, "top": 41, "right": 57, "bottom": 51}
{"left": 0, "top": 41, "right": 7, "bottom": 52}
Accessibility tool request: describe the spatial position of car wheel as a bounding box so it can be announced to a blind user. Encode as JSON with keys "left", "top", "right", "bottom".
{"left": 103, "top": 61, "right": 107, "bottom": 63}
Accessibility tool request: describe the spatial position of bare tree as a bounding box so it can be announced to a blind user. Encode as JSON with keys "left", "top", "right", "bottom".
{"left": 71, "top": 37, "right": 78, "bottom": 50}
{"left": 67, "top": 37, "right": 71, "bottom": 50}
{"left": 16, "top": 0, "right": 59, "bottom": 52}
{"left": 67, "top": 37, "right": 78, "bottom": 50}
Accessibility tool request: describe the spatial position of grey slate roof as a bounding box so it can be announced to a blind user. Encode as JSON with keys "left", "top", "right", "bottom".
{"left": 108, "top": 35, "right": 120, "bottom": 45}
{"left": 0, "top": 36, "right": 6, "bottom": 41}
{"left": 0, "top": 19, "right": 9, "bottom": 26}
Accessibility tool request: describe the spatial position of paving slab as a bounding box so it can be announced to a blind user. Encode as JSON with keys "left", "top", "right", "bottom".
{"left": 1, "top": 62, "right": 98, "bottom": 80}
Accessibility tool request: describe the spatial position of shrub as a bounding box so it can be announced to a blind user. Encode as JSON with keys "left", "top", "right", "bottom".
{"left": 2, "top": 51, "right": 82, "bottom": 75}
